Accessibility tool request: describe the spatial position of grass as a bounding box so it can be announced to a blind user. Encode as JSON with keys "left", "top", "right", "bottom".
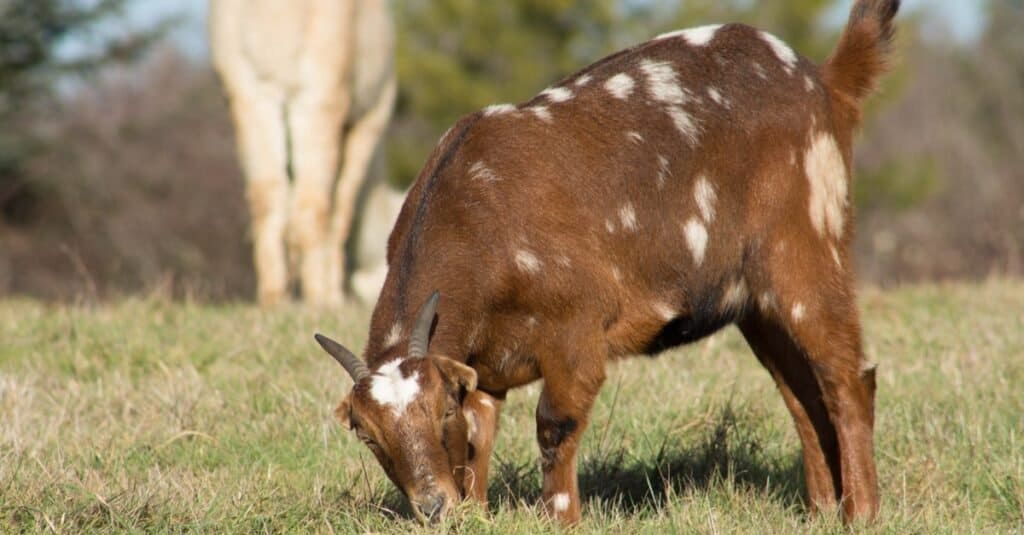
{"left": 1, "top": 280, "right": 1022, "bottom": 533}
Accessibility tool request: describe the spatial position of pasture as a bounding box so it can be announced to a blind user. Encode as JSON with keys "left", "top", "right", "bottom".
{"left": 1, "top": 280, "right": 1022, "bottom": 533}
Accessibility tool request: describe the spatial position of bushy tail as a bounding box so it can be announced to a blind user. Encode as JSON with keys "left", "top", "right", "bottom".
{"left": 822, "top": 0, "right": 900, "bottom": 103}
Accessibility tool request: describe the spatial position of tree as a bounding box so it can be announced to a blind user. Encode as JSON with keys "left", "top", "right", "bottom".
{"left": 0, "top": 0, "right": 165, "bottom": 227}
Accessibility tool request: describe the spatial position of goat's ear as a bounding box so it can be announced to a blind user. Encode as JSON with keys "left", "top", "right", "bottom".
{"left": 334, "top": 395, "right": 353, "bottom": 430}
{"left": 432, "top": 356, "right": 477, "bottom": 393}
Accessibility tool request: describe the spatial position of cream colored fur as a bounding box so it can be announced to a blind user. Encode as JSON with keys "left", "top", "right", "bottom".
{"left": 209, "top": 0, "right": 400, "bottom": 306}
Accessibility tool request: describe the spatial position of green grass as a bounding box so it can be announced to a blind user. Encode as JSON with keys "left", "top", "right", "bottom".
{"left": 2, "top": 281, "right": 1023, "bottom": 533}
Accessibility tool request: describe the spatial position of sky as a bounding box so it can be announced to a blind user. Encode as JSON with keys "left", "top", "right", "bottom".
{"left": 133, "top": 0, "right": 986, "bottom": 60}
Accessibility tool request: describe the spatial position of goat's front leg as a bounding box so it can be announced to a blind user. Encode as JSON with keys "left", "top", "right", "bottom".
{"left": 535, "top": 361, "right": 605, "bottom": 524}
{"left": 462, "top": 390, "right": 503, "bottom": 503}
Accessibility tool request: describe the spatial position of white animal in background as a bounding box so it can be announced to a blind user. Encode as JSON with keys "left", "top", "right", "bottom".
{"left": 209, "top": 0, "right": 400, "bottom": 306}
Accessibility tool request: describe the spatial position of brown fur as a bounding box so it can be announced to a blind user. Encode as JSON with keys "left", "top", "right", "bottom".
{"left": 319, "top": 0, "right": 899, "bottom": 525}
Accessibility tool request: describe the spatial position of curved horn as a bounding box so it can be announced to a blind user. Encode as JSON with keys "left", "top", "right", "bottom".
{"left": 408, "top": 291, "right": 440, "bottom": 359}
{"left": 315, "top": 333, "right": 370, "bottom": 383}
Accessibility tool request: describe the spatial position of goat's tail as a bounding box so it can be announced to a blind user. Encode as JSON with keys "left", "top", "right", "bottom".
{"left": 822, "top": 0, "right": 900, "bottom": 103}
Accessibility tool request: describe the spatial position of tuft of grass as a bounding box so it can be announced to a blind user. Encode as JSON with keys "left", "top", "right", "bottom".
{"left": 1, "top": 280, "right": 1023, "bottom": 533}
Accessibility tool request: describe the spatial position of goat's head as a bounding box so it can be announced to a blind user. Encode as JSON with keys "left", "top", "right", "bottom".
{"left": 314, "top": 292, "right": 477, "bottom": 524}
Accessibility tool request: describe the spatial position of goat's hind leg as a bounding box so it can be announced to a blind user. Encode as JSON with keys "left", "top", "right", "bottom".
{"left": 739, "top": 313, "right": 842, "bottom": 512}
{"left": 746, "top": 279, "right": 879, "bottom": 522}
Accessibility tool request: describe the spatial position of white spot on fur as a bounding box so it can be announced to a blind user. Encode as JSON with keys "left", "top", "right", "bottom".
{"left": 575, "top": 73, "right": 593, "bottom": 87}
{"left": 383, "top": 322, "right": 403, "bottom": 349}
{"left": 469, "top": 161, "right": 500, "bottom": 183}
{"left": 626, "top": 131, "right": 644, "bottom": 144}
{"left": 525, "top": 316, "right": 538, "bottom": 330}
{"left": 552, "top": 492, "right": 570, "bottom": 513}
{"left": 694, "top": 176, "right": 717, "bottom": 222}
{"left": 792, "top": 302, "right": 806, "bottom": 323}
{"left": 760, "top": 31, "right": 798, "bottom": 74}
{"left": 707, "top": 87, "right": 729, "bottom": 108}
{"left": 752, "top": 62, "right": 767, "bottom": 80}
{"left": 531, "top": 106, "right": 553, "bottom": 123}
{"left": 758, "top": 292, "right": 776, "bottom": 313}
{"left": 684, "top": 218, "right": 708, "bottom": 266}
{"left": 479, "top": 397, "right": 495, "bottom": 408}
{"left": 619, "top": 203, "right": 639, "bottom": 232}
{"left": 611, "top": 266, "right": 622, "bottom": 282}
{"left": 657, "top": 24, "right": 722, "bottom": 47}
{"left": 640, "top": 60, "right": 689, "bottom": 105}
{"left": 657, "top": 154, "right": 671, "bottom": 189}
{"left": 541, "top": 86, "right": 573, "bottom": 103}
{"left": 605, "top": 73, "right": 635, "bottom": 100}
{"left": 831, "top": 245, "right": 842, "bottom": 268}
{"left": 653, "top": 302, "right": 677, "bottom": 322}
{"left": 605, "top": 219, "right": 616, "bottom": 234}
{"left": 555, "top": 254, "right": 571, "bottom": 268}
{"left": 804, "top": 75, "right": 816, "bottom": 92}
{"left": 668, "top": 107, "right": 701, "bottom": 146}
{"left": 483, "top": 103, "right": 516, "bottom": 116}
{"left": 515, "top": 249, "right": 542, "bottom": 274}
{"left": 721, "top": 279, "right": 749, "bottom": 311}
{"left": 370, "top": 360, "right": 421, "bottom": 416}
{"left": 805, "top": 132, "right": 849, "bottom": 238}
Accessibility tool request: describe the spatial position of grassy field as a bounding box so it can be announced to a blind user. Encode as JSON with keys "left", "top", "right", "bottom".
{"left": 1, "top": 281, "right": 1022, "bottom": 533}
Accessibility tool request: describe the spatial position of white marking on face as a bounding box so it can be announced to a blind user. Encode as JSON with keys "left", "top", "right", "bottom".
{"left": 605, "top": 73, "right": 635, "bottom": 100}
{"left": 759, "top": 31, "right": 797, "bottom": 75}
{"left": 531, "top": 106, "right": 553, "bottom": 123}
{"left": 653, "top": 302, "right": 677, "bottom": 322}
{"left": 707, "top": 87, "right": 728, "bottom": 108}
{"left": 552, "top": 492, "right": 570, "bottom": 513}
{"left": 605, "top": 219, "right": 616, "bottom": 234}
{"left": 656, "top": 24, "right": 723, "bottom": 47}
{"left": 383, "top": 322, "right": 403, "bottom": 349}
{"left": 684, "top": 218, "right": 708, "bottom": 266}
{"left": 483, "top": 103, "right": 516, "bottom": 116}
{"left": 619, "top": 203, "right": 639, "bottom": 232}
{"left": 575, "top": 73, "right": 593, "bottom": 87}
{"left": 469, "top": 160, "right": 500, "bottom": 183}
{"left": 657, "top": 154, "right": 671, "bottom": 189}
{"left": 694, "top": 176, "right": 717, "bottom": 223}
{"left": 792, "top": 302, "right": 806, "bottom": 323}
{"left": 721, "top": 279, "right": 748, "bottom": 311}
{"left": 640, "top": 60, "right": 689, "bottom": 105}
{"left": 370, "top": 360, "right": 421, "bottom": 416}
{"left": 515, "top": 249, "right": 542, "bottom": 274}
{"left": 668, "top": 107, "right": 701, "bottom": 146}
{"left": 805, "top": 132, "right": 848, "bottom": 238}
{"left": 541, "top": 86, "right": 573, "bottom": 103}
{"left": 626, "top": 131, "right": 644, "bottom": 144}
{"left": 463, "top": 406, "right": 478, "bottom": 437}
{"left": 804, "top": 75, "right": 816, "bottom": 92}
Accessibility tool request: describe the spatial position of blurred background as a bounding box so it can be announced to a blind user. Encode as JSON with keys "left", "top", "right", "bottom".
{"left": 0, "top": 0, "right": 1020, "bottom": 302}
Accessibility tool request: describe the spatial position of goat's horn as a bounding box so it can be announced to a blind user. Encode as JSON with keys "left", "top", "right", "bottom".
{"left": 315, "top": 333, "right": 370, "bottom": 383}
{"left": 408, "top": 291, "right": 440, "bottom": 359}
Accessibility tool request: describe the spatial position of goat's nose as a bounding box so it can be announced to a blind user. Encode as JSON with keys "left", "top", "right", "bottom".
{"left": 416, "top": 494, "right": 447, "bottom": 523}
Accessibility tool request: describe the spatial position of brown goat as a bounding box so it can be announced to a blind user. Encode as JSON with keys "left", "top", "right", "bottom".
{"left": 314, "top": 0, "right": 899, "bottom": 524}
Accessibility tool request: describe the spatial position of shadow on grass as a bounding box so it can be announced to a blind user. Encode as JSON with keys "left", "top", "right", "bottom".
{"left": 489, "top": 403, "right": 807, "bottom": 516}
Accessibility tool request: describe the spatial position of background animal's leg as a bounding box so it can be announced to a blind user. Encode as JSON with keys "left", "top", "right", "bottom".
{"left": 739, "top": 313, "right": 841, "bottom": 512}
{"left": 462, "top": 390, "right": 503, "bottom": 503}
{"left": 226, "top": 90, "right": 290, "bottom": 307}
{"left": 535, "top": 350, "right": 606, "bottom": 524}
{"left": 326, "top": 76, "right": 397, "bottom": 302}
{"left": 288, "top": 90, "right": 350, "bottom": 306}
